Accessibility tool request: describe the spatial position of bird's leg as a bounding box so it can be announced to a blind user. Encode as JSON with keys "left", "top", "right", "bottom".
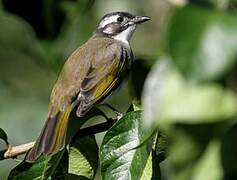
{"left": 102, "top": 104, "right": 124, "bottom": 120}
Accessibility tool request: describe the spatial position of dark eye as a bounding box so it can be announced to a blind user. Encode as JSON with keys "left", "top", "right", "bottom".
{"left": 117, "top": 16, "right": 124, "bottom": 22}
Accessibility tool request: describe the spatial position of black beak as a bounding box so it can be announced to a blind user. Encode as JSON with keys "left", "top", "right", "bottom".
{"left": 131, "top": 15, "right": 151, "bottom": 24}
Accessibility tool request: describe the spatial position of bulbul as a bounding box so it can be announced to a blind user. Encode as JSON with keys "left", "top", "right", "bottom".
{"left": 26, "top": 12, "right": 150, "bottom": 162}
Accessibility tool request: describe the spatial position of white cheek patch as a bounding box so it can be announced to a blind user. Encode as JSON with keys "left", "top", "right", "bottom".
{"left": 103, "top": 26, "right": 114, "bottom": 34}
{"left": 113, "top": 25, "right": 136, "bottom": 44}
{"left": 99, "top": 15, "right": 120, "bottom": 28}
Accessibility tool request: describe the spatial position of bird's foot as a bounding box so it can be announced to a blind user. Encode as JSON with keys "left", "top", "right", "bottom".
{"left": 102, "top": 104, "right": 124, "bottom": 120}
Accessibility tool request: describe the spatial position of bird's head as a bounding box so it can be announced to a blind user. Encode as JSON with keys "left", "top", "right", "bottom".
{"left": 94, "top": 12, "right": 150, "bottom": 44}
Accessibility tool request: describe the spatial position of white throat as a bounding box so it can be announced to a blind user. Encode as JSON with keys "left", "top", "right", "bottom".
{"left": 113, "top": 25, "right": 136, "bottom": 45}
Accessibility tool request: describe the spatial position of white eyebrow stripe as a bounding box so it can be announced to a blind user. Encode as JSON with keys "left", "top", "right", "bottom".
{"left": 98, "top": 15, "right": 120, "bottom": 28}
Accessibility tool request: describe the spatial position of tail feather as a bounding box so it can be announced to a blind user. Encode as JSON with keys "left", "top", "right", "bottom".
{"left": 26, "top": 106, "right": 72, "bottom": 162}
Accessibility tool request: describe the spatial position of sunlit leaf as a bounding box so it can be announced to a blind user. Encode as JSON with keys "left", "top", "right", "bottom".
{"left": 140, "top": 151, "right": 152, "bottom": 180}
{"left": 68, "top": 135, "right": 98, "bottom": 179}
{"left": 142, "top": 59, "right": 171, "bottom": 131}
{"left": 165, "top": 5, "right": 237, "bottom": 81}
{"left": 140, "top": 148, "right": 162, "bottom": 180}
{"left": 192, "top": 140, "right": 223, "bottom": 180}
{"left": 100, "top": 111, "right": 152, "bottom": 180}
{"left": 142, "top": 58, "right": 237, "bottom": 130}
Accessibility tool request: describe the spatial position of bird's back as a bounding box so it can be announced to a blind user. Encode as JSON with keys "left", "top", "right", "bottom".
{"left": 49, "top": 37, "right": 131, "bottom": 117}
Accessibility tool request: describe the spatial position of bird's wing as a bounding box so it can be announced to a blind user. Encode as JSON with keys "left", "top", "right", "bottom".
{"left": 48, "top": 38, "right": 96, "bottom": 116}
{"left": 48, "top": 38, "right": 128, "bottom": 117}
{"left": 77, "top": 39, "right": 129, "bottom": 116}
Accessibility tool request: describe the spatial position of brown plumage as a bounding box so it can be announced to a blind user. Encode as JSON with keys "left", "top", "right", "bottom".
{"left": 50, "top": 37, "right": 131, "bottom": 116}
{"left": 26, "top": 37, "right": 132, "bottom": 162}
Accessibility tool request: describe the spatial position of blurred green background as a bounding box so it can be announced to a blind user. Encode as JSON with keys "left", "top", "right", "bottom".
{"left": 1, "top": 0, "right": 237, "bottom": 179}
{"left": 0, "top": 0, "right": 162, "bottom": 178}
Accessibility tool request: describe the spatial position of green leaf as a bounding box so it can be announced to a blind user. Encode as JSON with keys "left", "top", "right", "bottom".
{"left": 68, "top": 135, "right": 98, "bottom": 179}
{"left": 0, "top": 128, "right": 8, "bottom": 146}
{"left": 51, "top": 150, "right": 69, "bottom": 180}
{"left": 42, "top": 151, "right": 66, "bottom": 179}
{"left": 8, "top": 159, "right": 44, "bottom": 180}
{"left": 167, "top": 128, "right": 207, "bottom": 180}
{"left": 127, "top": 101, "right": 142, "bottom": 113}
{"left": 140, "top": 151, "right": 152, "bottom": 180}
{"left": 165, "top": 5, "right": 237, "bottom": 81}
{"left": 192, "top": 140, "right": 223, "bottom": 180}
{"left": 142, "top": 58, "right": 237, "bottom": 129}
{"left": 142, "top": 59, "right": 171, "bottom": 132}
{"left": 166, "top": 125, "right": 223, "bottom": 180}
{"left": 8, "top": 108, "right": 104, "bottom": 180}
{"left": 8, "top": 151, "right": 65, "bottom": 180}
{"left": 100, "top": 111, "right": 152, "bottom": 180}
{"left": 140, "top": 149, "right": 162, "bottom": 180}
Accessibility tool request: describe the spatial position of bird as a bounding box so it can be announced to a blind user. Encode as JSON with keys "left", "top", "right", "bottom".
{"left": 26, "top": 11, "right": 150, "bottom": 162}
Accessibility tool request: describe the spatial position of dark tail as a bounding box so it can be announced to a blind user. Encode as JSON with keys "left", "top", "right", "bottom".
{"left": 26, "top": 106, "right": 72, "bottom": 162}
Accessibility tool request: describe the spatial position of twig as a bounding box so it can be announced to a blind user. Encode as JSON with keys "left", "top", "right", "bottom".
{"left": 0, "top": 119, "right": 116, "bottom": 160}
{"left": 0, "top": 142, "right": 35, "bottom": 160}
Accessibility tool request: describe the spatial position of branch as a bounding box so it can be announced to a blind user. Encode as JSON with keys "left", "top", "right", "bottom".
{"left": 0, "top": 119, "right": 116, "bottom": 160}
{"left": 0, "top": 142, "right": 35, "bottom": 160}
